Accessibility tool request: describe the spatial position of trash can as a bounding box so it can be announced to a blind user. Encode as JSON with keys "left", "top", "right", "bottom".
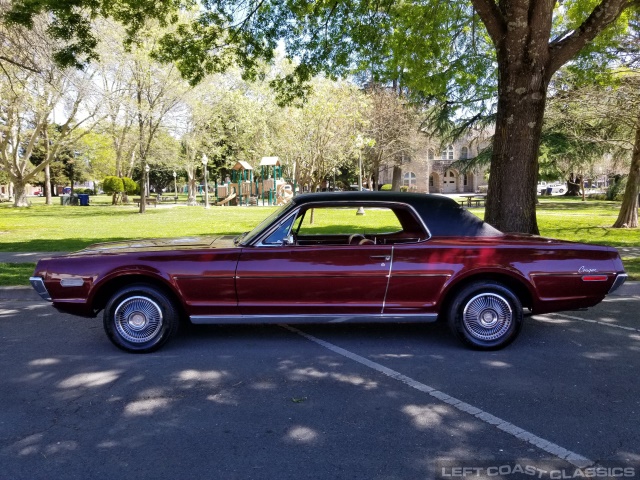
{"left": 60, "top": 195, "right": 70, "bottom": 205}
{"left": 546, "top": 187, "right": 553, "bottom": 195}
{"left": 78, "top": 194, "right": 89, "bottom": 206}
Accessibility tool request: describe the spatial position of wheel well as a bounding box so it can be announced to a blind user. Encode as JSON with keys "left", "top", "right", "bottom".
{"left": 92, "top": 275, "right": 185, "bottom": 319}
{"left": 440, "top": 273, "right": 533, "bottom": 319}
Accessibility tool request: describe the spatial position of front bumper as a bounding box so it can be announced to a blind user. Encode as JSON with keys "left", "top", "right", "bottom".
{"left": 29, "top": 277, "right": 51, "bottom": 301}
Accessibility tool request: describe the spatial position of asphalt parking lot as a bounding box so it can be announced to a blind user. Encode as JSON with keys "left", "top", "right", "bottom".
{"left": 1, "top": 290, "right": 639, "bottom": 480}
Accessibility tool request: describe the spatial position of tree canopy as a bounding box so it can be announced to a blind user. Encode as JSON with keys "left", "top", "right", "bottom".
{"left": 4, "top": 0, "right": 639, "bottom": 229}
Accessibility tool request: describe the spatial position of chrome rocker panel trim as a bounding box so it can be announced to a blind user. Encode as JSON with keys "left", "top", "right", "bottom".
{"left": 190, "top": 313, "right": 439, "bottom": 325}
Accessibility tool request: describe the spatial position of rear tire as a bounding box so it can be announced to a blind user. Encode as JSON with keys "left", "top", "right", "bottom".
{"left": 447, "top": 281, "right": 523, "bottom": 350}
{"left": 103, "top": 284, "right": 179, "bottom": 353}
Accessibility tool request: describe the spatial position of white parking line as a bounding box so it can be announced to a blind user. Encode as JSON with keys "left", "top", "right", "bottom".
{"left": 281, "top": 324, "right": 594, "bottom": 469}
{"left": 546, "top": 313, "right": 640, "bottom": 333}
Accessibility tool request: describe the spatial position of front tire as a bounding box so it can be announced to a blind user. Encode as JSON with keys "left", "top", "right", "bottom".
{"left": 103, "top": 284, "right": 179, "bottom": 353}
{"left": 448, "top": 281, "right": 523, "bottom": 350}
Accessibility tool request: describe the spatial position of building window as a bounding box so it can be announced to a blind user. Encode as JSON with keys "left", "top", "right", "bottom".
{"left": 403, "top": 172, "right": 417, "bottom": 189}
{"left": 441, "top": 145, "right": 454, "bottom": 160}
{"left": 460, "top": 147, "right": 468, "bottom": 160}
{"left": 429, "top": 174, "right": 434, "bottom": 187}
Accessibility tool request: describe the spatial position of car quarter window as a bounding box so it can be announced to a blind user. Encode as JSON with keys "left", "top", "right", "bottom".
{"left": 262, "top": 214, "right": 297, "bottom": 245}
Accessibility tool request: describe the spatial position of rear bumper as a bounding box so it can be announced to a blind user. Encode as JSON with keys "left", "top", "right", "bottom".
{"left": 29, "top": 277, "right": 51, "bottom": 302}
{"left": 608, "top": 273, "right": 628, "bottom": 295}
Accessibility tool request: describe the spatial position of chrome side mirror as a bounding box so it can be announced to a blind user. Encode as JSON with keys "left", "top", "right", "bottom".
{"left": 282, "top": 235, "right": 295, "bottom": 246}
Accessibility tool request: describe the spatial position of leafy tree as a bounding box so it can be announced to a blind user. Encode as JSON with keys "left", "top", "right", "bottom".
{"left": 128, "top": 24, "right": 191, "bottom": 212}
{"left": 274, "top": 77, "right": 367, "bottom": 192}
{"left": 78, "top": 131, "right": 117, "bottom": 183}
{"left": 362, "top": 86, "right": 427, "bottom": 191}
{"left": 0, "top": 9, "right": 104, "bottom": 207}
{"left": 542, "top": 64, "right": 640, "bottom": 226}
{"left": 122, "top": 177, "right": 139, "bottom": 196}
{"left": 8, "top": 0, "right": 636, "bottom": 229}
{"left": 3, "top": 0, "right": 184, "bottom": 70}
{"left": 103, "top": 176, "right": 125, "bottom": 204}
{"left": 154, "top": 0, "right": 633, "bottom": 233}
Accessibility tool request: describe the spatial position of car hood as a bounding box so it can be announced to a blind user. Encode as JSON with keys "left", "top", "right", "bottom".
{"left": 68, "top": 235, "right": 238, "bottom": 256}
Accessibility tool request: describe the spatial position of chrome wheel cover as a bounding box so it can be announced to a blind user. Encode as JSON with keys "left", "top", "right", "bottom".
{"left": 462, "top": 292, "right": 512, "bottom": 341}
{"left": 114, "top": 296, "right": 163, "bottom": 343}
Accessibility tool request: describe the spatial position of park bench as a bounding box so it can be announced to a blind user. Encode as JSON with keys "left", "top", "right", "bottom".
{"left": 132, "top": 197, "right": 157, "bottom": 207}
{"left": 158, "top": 196, "right": 179, "bottom": 203}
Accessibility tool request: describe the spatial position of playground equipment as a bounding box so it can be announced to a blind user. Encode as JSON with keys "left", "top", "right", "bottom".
{"left": 276, "top": 184, "right": 293, "bottom": 205}
{"left": 215, "top": 190, "right": 236, "bottom": 206}
{"left": 209, "top": 157, "right": 296, "bottom": 206}
{"left": 259, "top": 156, "right": 294, "bottom": 205}
{"left": 214, "top": 161, "right": 256, "bottom": 206}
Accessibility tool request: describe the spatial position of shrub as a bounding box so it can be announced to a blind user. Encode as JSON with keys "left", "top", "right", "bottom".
{"left": 380, "top": 184, "right": 392, "bottom": 191}
{"left": 122, "top": 177, "right": 139, "bottom": 195}
{"left": 606, "top": 176, "right": 626, "bottom": 201}
{"left": 400, "top": 186, "right": 409, "bottom": 192}
{"left": 102, "top": 176, "right": 124, "bottom": 195}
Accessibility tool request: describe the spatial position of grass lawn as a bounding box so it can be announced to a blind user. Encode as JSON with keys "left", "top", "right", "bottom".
{"left": 0, "top": 263, "right": 34, "bottom": 286}
{"left": 0, "top": 194, "right": 638, "bottom": 284}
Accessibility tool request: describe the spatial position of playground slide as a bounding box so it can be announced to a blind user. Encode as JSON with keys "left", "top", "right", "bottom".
{"left": 216, "top": 192, "right": 236, "bottom": 206}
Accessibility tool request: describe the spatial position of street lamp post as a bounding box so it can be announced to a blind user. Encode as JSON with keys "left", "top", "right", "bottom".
{"left": 355, "top": 135, "right": 365, "bottom": 215}
{"left": 202, "top": 154, "right": 210, "bottom": 209}
{"left": 355, "top": 135, "right": 364, "bottom": 191}
{"left": 173, "top": 171, "right": 177, "bottom": 203}
{"left": 144, "top": 164, "right": 150, "bottom": 197}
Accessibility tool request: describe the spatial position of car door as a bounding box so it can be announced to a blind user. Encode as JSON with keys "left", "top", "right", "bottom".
{"left": 236, "top": 244, "right": 392, "bottom": 316}
{"left": 235, "top": 205, "right": 393, "bottom": 317}
{"left": 383, "top": 242, "right": 455, "bottom": 315}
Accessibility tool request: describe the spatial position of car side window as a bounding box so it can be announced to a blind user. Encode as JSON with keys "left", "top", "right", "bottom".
{"left": 296, "top": 207, "right": 402, "bottom": 236}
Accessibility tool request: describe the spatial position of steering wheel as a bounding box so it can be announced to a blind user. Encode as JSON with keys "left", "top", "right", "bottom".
{"left": 348, "top": 234, "right": 366, "bottom": 245}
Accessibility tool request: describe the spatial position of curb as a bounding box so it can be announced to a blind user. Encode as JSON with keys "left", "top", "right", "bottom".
{"left": 2, "top": 282, "right": 639, "bottom": 302}
{"left": 0, "top": 286, "right": 41, "bottom": 301}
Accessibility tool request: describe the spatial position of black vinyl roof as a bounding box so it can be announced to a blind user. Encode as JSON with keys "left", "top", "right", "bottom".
{"left": 291, "top": 191, "right": 502, "bottom": 237}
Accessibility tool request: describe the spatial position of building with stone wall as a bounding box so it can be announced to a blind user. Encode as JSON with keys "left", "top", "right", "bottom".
{"left": 377, "top": 130, "right": 492, "bottom": 194}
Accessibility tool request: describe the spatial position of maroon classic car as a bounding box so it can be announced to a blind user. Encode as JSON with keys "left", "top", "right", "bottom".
{"left": 30, "top": 192, "right": 627, "bottom": 353}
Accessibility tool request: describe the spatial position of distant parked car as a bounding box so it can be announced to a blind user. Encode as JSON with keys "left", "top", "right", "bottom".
{"left": 537, "top": 181, "right": 547, "bottom": 194}
{"left": 547, "top": 184, "right": 567, "bottom": 195}
{"left": 30, "top": 192, "right": 627, "bottom": 353}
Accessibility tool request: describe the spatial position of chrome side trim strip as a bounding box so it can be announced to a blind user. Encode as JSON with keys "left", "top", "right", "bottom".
{"left": 29, "top": 277, "right": 51, "bottom": 302}
{"left": 190, "top": 313, "right": 438, "bottom": 325}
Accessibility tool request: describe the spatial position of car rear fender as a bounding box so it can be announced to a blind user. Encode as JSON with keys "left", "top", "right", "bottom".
{"left": 439, "top": 269, "right": 535, "bottom": 317}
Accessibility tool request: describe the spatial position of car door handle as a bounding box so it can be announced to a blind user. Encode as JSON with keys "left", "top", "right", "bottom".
{"left": 370, "top": 255, "right": 391, "bottom": 261}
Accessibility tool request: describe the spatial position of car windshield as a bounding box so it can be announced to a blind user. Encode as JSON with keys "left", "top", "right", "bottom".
{"left": 238, "top": 202, "right": 297, "bottom": 246}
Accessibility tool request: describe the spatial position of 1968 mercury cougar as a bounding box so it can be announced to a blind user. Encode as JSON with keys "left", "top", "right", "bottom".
{"left": 30, "top": 192, "right": 627, "bottom": 353}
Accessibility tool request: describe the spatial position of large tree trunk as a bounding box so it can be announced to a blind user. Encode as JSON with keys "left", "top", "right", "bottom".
{"left": 484, "top": 58, "right": 547, "bottom": 234}
{"left": 613, "top": 118, "right": 640, "bottom": 228}
{"left": 565, "top": 173, "right": 582, "bottom": 197}
{"left": 44, "top": 164, "right": 52, "bottom": 205}
{"left": 391, "top": 165, "right": 402, "bottom": 191}
{"left": 472, "top": 0, "right": 629, "bottom": 234}
{"left": 186, "top": 167, "right": 198, "bottom": 206}
{"left": 12, "top": 178, "right": 29, "bottom": 207}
